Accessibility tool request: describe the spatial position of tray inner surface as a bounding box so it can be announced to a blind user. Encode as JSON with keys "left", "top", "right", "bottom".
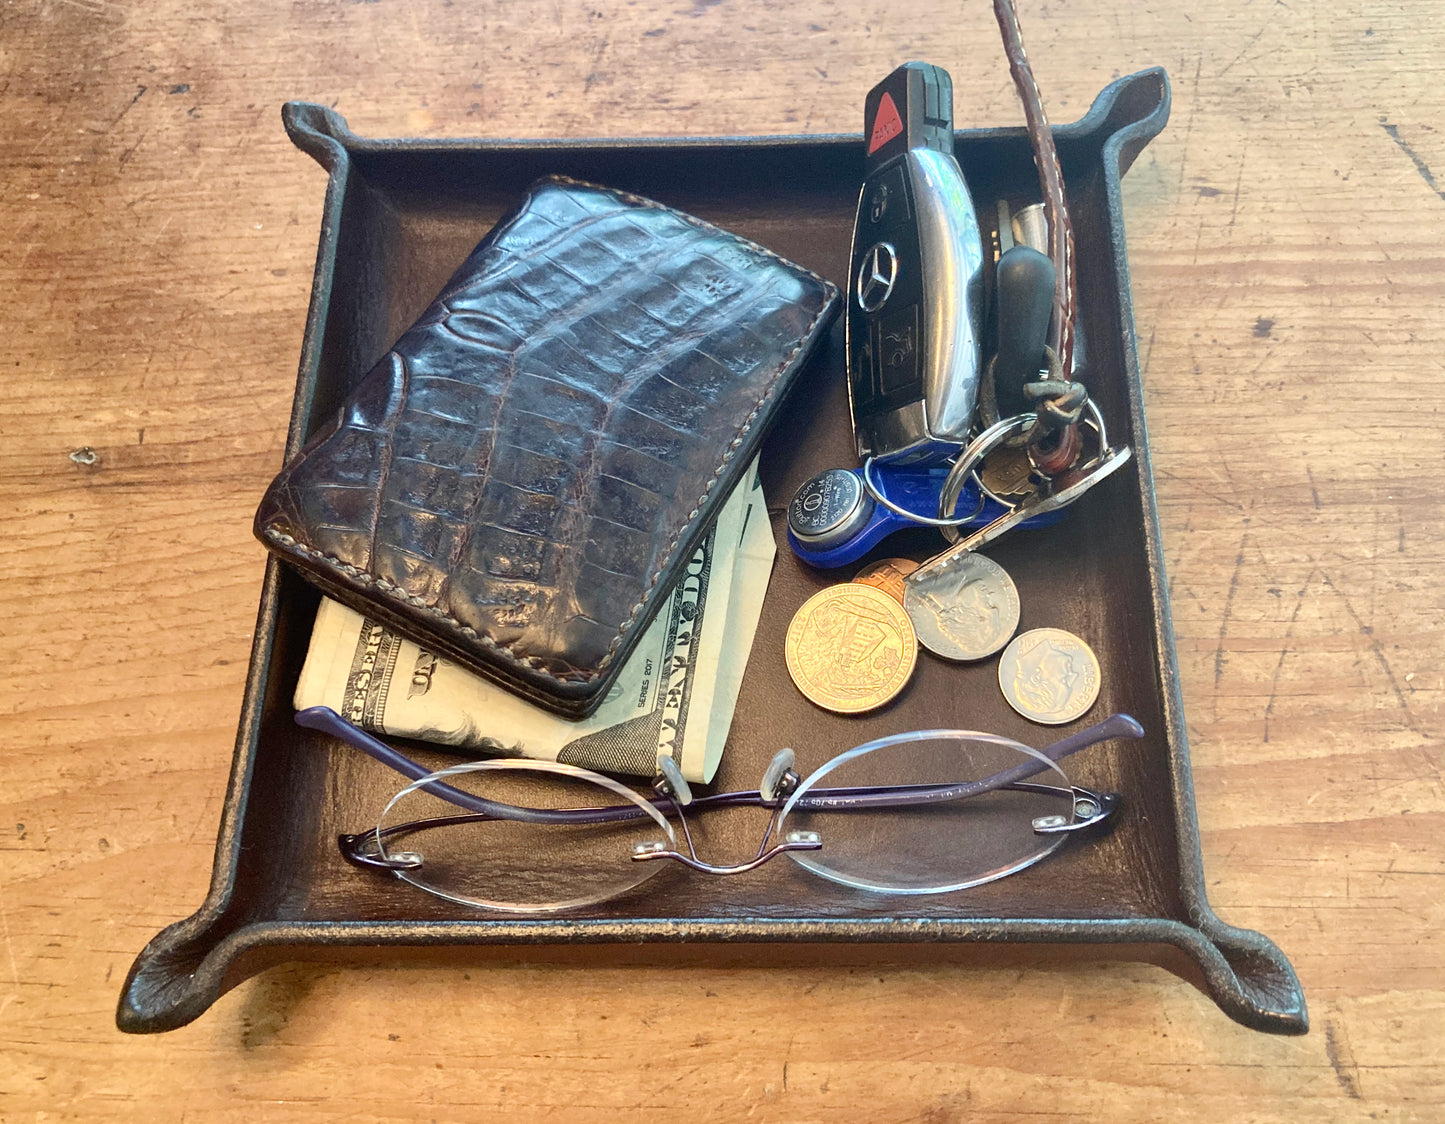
{"left": 238, "top": 129, "right": 1185, "bottom": 930}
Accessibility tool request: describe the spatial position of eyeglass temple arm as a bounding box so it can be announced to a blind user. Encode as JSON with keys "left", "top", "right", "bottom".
{"left": 300, "top": 706, "right": 1142, "bottom": 823}
{"left": 299, "top": 705, "right": 766, "bottom": 824}
{"left": 784, "top": 712, "right": 1144, "bottom": 812}
{"left": 295, "top": 706, "right": 638, "bottom": 825}
{"left": 1038, "top": 712, "right": 1144, "bottom": 762}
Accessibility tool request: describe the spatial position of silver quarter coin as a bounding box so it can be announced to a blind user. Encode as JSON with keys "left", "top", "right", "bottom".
{"left": 903, "top": 552, "right": 1020, "bottom": 661}
{"left": 997, "top": 628, "right": 1101, "bottom": 725}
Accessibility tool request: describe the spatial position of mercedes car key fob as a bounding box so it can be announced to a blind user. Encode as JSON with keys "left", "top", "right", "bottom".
{"left": 847, "top": 62, "right": 986, "bottom": 466}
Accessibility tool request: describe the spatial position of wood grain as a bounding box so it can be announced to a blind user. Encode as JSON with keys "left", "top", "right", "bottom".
{"left": 2, "top": 0, "right": 1441, "bottom": 1119}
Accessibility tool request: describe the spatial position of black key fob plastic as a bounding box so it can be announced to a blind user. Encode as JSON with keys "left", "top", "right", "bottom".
{"left": 991, "top": 243, "right": 1056, "bottom": 418}
{"left": 847, "top": 62, "right": 986, "bottom": 466}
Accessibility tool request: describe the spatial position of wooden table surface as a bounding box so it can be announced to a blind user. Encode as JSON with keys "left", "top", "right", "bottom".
{"left": 3, "top": 0, "right": 1441, "bottom": 1119}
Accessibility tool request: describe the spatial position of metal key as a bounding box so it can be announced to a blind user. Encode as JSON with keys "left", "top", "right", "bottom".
{"left": 911, "top": 399, "right": 1132, "bottom": 576}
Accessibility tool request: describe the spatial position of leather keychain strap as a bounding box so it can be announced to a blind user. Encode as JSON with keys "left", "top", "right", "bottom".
{"left": 992, "top": 0, "right": 1083, "bottom": 474}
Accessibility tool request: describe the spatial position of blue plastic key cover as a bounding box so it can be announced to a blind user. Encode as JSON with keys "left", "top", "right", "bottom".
{"left": 785, "top": 465, "right": 961, "bottom": 568}
{"left": 786, "top": 463, "right": 1065, "bottom": 568}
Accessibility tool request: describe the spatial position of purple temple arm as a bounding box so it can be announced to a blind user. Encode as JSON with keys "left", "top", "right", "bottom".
{"left": 790, "top": 713, "right": 1144, "bottom": 812}
{"left": 295, "top": 706, "right": 628, "bottom": 824}
{"left": 296, "top": 707, "right": 1143, "bottom": 824}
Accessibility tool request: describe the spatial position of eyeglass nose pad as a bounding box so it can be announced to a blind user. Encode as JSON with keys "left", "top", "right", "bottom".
{"left": 655, "top": 754, "right": 693, "bottom": 806}
{"left": 760, "top": 748, "right": 796, "bottom": 802}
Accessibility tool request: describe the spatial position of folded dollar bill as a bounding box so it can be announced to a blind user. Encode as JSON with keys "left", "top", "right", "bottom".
{"left": 294, "top": 459, "right": 774, "bottom": 783}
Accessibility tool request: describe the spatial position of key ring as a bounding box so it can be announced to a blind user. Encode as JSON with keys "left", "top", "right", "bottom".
{"left": 858, "top": 455, "right": 986, "bottom": 528}
{"left": 855, "top": 396, "right": 1116, "bottom": 537}
{"left": 934, "top": 413, "right": 1040, "bottom": 530}
{"left": 937, "top": 398, "right": 1115, "bottom": 545}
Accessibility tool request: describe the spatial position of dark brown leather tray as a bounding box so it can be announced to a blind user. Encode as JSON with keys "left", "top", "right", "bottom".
{"left": 117, "top": 68, "right": 1308, "bottom": 1035}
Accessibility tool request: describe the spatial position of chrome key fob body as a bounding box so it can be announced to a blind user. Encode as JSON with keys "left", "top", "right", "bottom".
{"left": 847, "top": 62, "right": 986, "bottom": 466}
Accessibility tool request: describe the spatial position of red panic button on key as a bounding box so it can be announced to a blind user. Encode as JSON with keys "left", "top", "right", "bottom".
{"left": 868, "top": 93, "right": 904, "bottom": 154}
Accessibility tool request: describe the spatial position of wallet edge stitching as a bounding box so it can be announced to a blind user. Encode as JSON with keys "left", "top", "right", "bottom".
{"left": 260, "top": 287, "right": 826, "bottom": 687}
{"left": 261, "top": 179, "right": 839, "bottom": 687}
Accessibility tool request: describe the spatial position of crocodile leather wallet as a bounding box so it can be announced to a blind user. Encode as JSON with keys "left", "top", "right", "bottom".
{"left": 256, "top": 177, "right": 838, "bottom": 717}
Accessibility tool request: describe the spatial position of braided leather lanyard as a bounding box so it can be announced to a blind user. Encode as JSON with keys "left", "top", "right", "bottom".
{"left": 993, "top": 0, "right": 1084, "bottom": 474}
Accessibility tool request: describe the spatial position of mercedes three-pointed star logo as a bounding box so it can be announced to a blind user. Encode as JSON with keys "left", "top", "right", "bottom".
{"left": 855, "top": 241, "right": 898, "bottom": 313}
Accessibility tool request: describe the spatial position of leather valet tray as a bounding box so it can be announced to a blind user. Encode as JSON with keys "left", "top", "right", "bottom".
{"left": 118, "top": 68, "right": 1308, "bottom": 1036}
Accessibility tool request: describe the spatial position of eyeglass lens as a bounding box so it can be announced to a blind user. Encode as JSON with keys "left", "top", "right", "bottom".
{"left": 778, "top": 733, "right": 1075, "bottom": 894}
{"left": 375, "top": 760, "right": 675, "bottom": 913}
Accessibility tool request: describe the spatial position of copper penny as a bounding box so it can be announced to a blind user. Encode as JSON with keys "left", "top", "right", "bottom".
{"left": 852, "top": 557, "right": 919, "bottom": 605}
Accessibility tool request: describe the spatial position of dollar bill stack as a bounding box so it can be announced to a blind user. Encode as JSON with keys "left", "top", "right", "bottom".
{"left": 295, "top": 460, "right": 773, "bottom": 783}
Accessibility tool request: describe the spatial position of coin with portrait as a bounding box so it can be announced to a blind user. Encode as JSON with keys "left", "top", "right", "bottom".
{"left": 903, "top": 552, "right": 1020, "bottom": 661}
{"left": 785, "top": 583, "right": 917, "bottom": 714}
{"left": 997, "top": 628, "right": 1101, "bottom": 725}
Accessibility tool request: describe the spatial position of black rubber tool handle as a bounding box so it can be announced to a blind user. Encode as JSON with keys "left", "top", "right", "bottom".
{"left": 992, "top": 244, "right": 1055, "bottom": 418}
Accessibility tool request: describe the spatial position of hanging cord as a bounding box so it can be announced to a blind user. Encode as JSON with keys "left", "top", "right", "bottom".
{"left": 993, "top": 0, "right": 1086, "bottom": 474}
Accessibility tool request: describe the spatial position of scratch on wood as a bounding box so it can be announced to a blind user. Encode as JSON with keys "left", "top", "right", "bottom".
{"left": 1152, "top": 467, "right": 1245, "bottom": 512}
{"left": 54, "top": 0, "right": 113, "bottom": 15}
{"left": 1320, "top": 573, "right": 1419, "bottom": 733}
{"left": 1213, "top": 534, "right": 1248, "bottom": 687}
{"left": 108, "top": 84, "right": 147, "bottom": 131}
{"left": 582, "top": 34, "right": 610, "bottom": 93}
{"left": 1141, "top": 324, "right": 1157, "bottom": 375}
{"left": 1324, "top": 1019, "right": 1363, "bottom": 1099}
{"left": 0, "top": 881, "right": 20, "bottom": 985}
{"left": 1173, "top": 57, "right": 1204, "bottom": 200}
{"left": 118, "top": 130, "right": 148, "bottom": 167}
{"left": 1263, "top": 573, "right": 1313, "bottom": 743}
{"left": 1218, "top": 22, "right": 1269, "bottom": 78}
{"left": 1379, "top": 119, "right": 1445, "bottom": 202}
{"left": 1229, "top": 152, "right": 1246, "bottom": 229}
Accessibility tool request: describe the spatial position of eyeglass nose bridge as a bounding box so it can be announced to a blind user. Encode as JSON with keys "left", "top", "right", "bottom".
{"left": 630, "top": 830, "right": 822, "bottom": 876}
{"left": 638, "top": 749, "right": 816, "bottom": 876}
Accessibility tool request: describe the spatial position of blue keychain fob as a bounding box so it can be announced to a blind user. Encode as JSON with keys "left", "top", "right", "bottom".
{"left": 786, "top": 465, "right": 1063, "bottom": 569}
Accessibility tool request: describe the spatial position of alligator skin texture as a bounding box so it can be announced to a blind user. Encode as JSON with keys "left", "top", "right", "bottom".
{"left": 256, "top": 177, "right": 838, "bottom": 717}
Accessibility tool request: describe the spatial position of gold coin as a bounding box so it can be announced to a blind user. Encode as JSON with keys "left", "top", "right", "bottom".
{"left": 785, "top": 583, "right": 917, "bottom": 714}
{"left": 997, "top": 628, "right": 1101, "bottom": 725}
{"left": 852, "top": 557, "right": 920, "bottom": 605}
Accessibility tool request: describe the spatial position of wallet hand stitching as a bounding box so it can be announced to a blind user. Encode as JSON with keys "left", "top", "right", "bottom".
{"left": 262, "top": 295, "right": 825, "bottom": 687}
{"left": 260, "top": 178, "right": 839, "bottom": 690}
